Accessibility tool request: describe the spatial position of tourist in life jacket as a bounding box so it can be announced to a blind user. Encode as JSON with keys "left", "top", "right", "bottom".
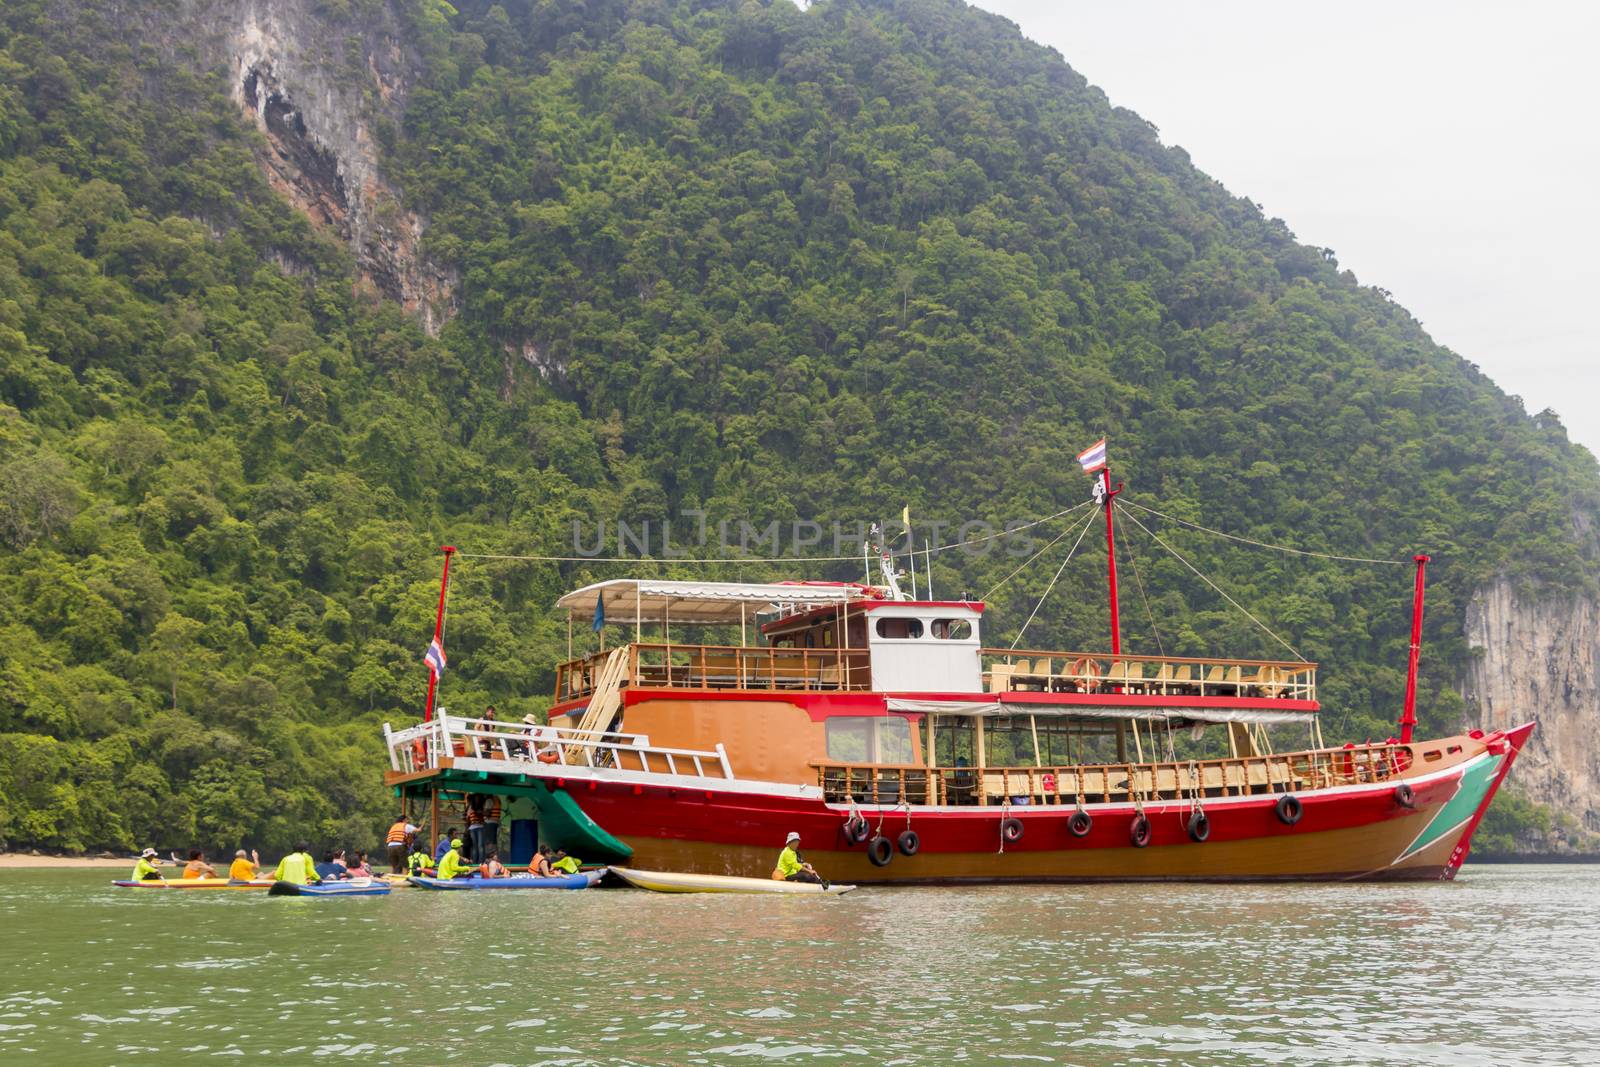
{"left": 131, "top": 848, "right": 165, "bottom": 881}
{"left": 273, "top": 843, "right": 321, "bottom": 886}
{"left": 773, "top": 832, "right": 828, "bottom": 888}
{"left": 550, "top": 850, "right": 581, "bottom": 876}
{"left": 385, "top": 814, "right": 418, "bottom": 875}
{"left": 407, "top": 847, "right": 433, "bottom": 877}
{"left": 482, "top": 795, "right": 502, "bottom": 862}
{"left": 479, "top": 848, "right": 509, "bottom": 878}
{"left": 228, "top": 850, "right": 260, "bottom": 882}
{"left": 437, "top": 838, "right": 473, "bottom": 879}
{"left": 530, "top": 845, "right": 556, "bottom": 877}
{"left": 182, "top": 849, "right": 218, "bottom": 879}
{"left": 465, "top": 795, "right": 487, "bottom": 863}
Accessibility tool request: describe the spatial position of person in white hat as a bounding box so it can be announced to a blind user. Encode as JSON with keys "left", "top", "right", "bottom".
{"left": 772, "top": 831, "right": 827, "bottom": 888}
{"left": 130, "top": 848, "right": 165, "bottom": 882}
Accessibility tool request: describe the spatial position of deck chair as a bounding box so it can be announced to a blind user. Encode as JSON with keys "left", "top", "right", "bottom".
{"left": 988, "top": 663, "right": 1016, "bottom": 693}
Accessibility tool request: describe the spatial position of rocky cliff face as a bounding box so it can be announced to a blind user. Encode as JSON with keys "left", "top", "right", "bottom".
{"left": 1464, "top": 578, "right": 1600, "bottom": 849}
{"left": 196, "top": 0, "right": 457, "bottom": 332}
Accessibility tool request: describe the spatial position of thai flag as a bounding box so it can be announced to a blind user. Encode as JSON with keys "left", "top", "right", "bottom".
{"left": 424, "top": 638, "right": 446, "bottom": 679}
{"left": 1077, "top": 438, "right": 1108, "bottom": 473}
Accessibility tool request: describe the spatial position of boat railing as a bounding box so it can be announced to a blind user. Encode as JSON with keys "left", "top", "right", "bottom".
{"left": 814, "top": 742, "right": 1409, "bottom": 806}
{"left": 383, "top": 715, "right": 735, "bottom": 780}
{"left": 554, "top": 642, "right": 870, "bottom": 701}
{"left": 980, "top": 649, "right": 1318, "bottom": 703}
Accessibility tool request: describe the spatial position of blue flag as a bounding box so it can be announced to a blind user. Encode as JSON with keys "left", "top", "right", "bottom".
{"left": 592, "top": 594, "right": 605, "bottom": 632}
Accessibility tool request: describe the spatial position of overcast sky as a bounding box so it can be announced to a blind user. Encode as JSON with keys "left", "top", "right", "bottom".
{"left": 971, "top": 0, "right": 1600, "bottom": 457}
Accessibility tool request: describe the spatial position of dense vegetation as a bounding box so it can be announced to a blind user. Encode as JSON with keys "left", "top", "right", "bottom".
{"left": 1, "top": 0, "right": 1592, "bottom": 854}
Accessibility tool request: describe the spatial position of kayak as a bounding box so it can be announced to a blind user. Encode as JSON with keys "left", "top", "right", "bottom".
{"left": 268, "top": 879, "right": 391, "bottom": 897}
{"left": 111, "top": 879, "right": 272, "bottom": 890}
{"left": 611, "top": 867, "right": 856, "bottom": 895}
{"left": 408, "top": 870, "right": 603, "bottom": 890}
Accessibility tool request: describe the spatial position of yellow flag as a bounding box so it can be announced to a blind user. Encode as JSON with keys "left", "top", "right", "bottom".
{"left": 902, "top": 505, "right": 911, "bottom": 529}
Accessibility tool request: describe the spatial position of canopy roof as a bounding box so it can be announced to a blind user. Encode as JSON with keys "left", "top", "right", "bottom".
{"left": 556, "top": 579, "right": 878, "bottom": 625}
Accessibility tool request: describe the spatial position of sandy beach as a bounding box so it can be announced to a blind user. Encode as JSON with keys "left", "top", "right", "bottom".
{"left": 0, "top": 853, "right": 131, "bottom": 869}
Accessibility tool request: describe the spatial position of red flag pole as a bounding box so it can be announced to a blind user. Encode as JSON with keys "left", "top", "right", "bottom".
{"left": 1102, "top": 468, "right": 1123, "bottom": 657}
{"left": 424, "top": 545, "right": 456, "bottom": 722}
{"left": 1399, "top": 553, "right": 1429, "bottom": 744}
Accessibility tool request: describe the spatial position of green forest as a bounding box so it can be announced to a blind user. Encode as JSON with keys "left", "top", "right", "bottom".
{"left": 0, "top": 0, "right": 1593, "bottom": 855}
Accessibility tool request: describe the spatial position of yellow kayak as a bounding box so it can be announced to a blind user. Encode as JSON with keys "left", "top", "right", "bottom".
{"left": 611, "top": 867, "right": 855, "bottom": 895}
{"left": 112, "top": 878, "right": 273, "bottom": 890}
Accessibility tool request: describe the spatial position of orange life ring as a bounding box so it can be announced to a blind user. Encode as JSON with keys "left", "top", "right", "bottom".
{"left": 536, "top": 750, "right": 560, "bottom": 764}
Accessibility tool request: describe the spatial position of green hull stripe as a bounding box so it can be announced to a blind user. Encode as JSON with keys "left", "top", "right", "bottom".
{"left": 1400, "top": 753, "right": 1503, "bottom": 860}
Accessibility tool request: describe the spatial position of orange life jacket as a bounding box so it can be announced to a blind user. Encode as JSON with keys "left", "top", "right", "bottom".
{"left": 386, "top": 821, "right": 409, "bottom": 845}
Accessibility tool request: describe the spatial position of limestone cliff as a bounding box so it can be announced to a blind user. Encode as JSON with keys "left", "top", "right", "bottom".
{"left": 192, "top": 0, "right": 457, "bottom": 332}
{"left": 1464, "top": 578, "right": 1600, "bottom": 851}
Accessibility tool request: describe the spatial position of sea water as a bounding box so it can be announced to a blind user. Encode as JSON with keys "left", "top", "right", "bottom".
{"left": 0, "top": 864, "right": 1596, "bottom": 1065}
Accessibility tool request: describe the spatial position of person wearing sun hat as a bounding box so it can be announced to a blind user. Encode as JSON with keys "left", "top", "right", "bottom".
{"left": 130, "top": 848, "right": 165, "bottom": 882}
{"left": 773, "top": 831, "right": 827, "bottom": 888}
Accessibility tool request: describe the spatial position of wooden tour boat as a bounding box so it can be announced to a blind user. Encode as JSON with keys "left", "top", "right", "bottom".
{"left": 383, "top": 469, "right": 1532, "bottom": 885}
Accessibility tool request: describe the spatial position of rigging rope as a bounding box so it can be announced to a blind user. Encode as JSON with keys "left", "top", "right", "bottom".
{"left": 1009, "top": 510, "right": 1098, "bottom": 650}
{"left": 453, "top": 501, "right": 1095, "bottom": 567}
{"left": 1118, "top": 499, "right": 1409, "bottom": 566}
{"left": 1116, "top": 503, "right": 1305, "bottom": 661}
{"left": 980, "top": 508, "right": 1096, "bottom": 603}
{"left": 1120, "top": 514, "right": 1165, "bottom": 656}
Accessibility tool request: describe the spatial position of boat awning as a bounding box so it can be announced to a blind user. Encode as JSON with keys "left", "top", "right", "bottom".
{"left": 556, "top": 579, "right": 871, "bottom": 625}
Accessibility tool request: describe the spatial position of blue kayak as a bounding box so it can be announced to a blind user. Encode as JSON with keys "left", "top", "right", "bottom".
{"left": 408, "top": 870, "right": 603, "bottom": 890}
{"left": 268, "top": 879, "right": 391, "bottom": 897}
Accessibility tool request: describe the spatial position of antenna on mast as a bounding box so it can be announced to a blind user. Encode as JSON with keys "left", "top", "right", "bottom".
{"left": 870, "top": 522, "right": 908, "bottom": 601}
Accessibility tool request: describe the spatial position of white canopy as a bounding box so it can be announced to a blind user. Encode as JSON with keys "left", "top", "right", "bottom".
{"left": 556, "top": 579, "right": 871, "bottom": 625}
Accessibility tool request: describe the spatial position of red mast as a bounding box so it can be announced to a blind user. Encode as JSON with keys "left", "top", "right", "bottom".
{"left": 424, "top": 545, "right": 456, "bottom": 722}
{"left": 1399, "top": 553, "right": 1429, "bottom": 744}
{"left": 1101, "top": 468, "right": 1123, "bottom": 657}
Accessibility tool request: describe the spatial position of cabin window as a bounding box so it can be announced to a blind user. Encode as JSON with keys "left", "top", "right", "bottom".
{"left": 931, "top": 618, "right": 972, "bottom": 640}
{"left": 875, "top": 617, "right": 924, "bottom": 640}
{"left": 826, "top": 716, "right": 914, "bottom": 763}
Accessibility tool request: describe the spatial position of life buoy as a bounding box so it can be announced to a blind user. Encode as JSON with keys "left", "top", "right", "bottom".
{"left": 1129, "top": 814, "right": 1152, "bottom": 848}
{"left": 1068, "top": 810, "right": 1093, "bottom": 838}
{"left": 867, "top": 835, "right": 893, "bottom": 866}
{"left": 1393, "top": 782, "right": 1416, "bottom": 809}
{"left": 536, "top": 750, "right": 560, "bottom": 764}
{"left": 1274, "top": 794, "right": 1303, "bottom": 826}
{"left": 843, "top": 816, "right": 870, "bottom": 844}
{"left": 897, "top": 830, "right": 920, "bottom": 857}
{"left": 1000, "top": 817, "right": 1024, "bottom": 844}
{"left": 411, "top": 739, "right": 426, "bottom": 766}
{"left": 1187, "top": 811, "right": 1211, "bottom": 843}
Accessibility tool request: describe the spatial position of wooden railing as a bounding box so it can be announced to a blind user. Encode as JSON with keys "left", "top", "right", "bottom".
{"left": 555, "top": 642, "right": 870, "bottom": 701}
{"left": 815, "top": 742, "right": 1408, "bottom": 806}
{"left": 384, "top": 715, "right": 736, "bottom": 780}
{"left": 981, "top": 649, "right": 1317, "bottom": 703}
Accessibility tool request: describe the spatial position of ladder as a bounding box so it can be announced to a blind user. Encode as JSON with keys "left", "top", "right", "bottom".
{"left": 565, "top": 647, "right": 630, "bottom": 764}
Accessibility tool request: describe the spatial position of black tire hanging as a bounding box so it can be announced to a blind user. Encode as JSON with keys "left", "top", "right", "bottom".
{"left": 867, "top": 835, "right": 894, "bottom": 866}
{"left": 1393, "top": 782, "right": 1416, "bottom": 809}
{"left": 1274, "top": 794, "right": 1303, "bottom": 826}
{"left": 897, "top": 829, "right": 920, "bottom": 857}
{"left": 1000, "top": 817, "right": 1024, "bottom": 844}
{"left": 1129, "top": 814, "right": 1152, "bottom": 848}
{"left": 1068, "top": 810, "right": 1093, "bottom": 838}
{"left": 844, "top": 816, "right": 870, "bottom": 844}
{"left": 1187, "top": 810, "right": 1211, "bottom": 843}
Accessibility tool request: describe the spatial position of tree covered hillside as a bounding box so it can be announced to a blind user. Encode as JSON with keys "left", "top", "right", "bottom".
{"left": 1, "top": 0, "right": 1593, "bottom": 853}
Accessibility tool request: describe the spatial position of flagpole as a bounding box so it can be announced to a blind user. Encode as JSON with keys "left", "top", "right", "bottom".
{"left": 1399, "top": 554, "right": 1429, "bottom": 744}
{"left": 424, "top": 545, "right": 456, "bottom": 722}
{"left": 1101, "top": 469, "right": 1122, "bottom": 658}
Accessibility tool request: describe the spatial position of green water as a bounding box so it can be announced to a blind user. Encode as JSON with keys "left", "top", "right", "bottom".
{"left": 2, "top": 865, "right": 1596, "bottom": 1065}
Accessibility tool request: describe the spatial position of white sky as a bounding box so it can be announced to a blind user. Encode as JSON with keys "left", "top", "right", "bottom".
{"left": 971, "top": 0, "right": 1600, "bottom": 456}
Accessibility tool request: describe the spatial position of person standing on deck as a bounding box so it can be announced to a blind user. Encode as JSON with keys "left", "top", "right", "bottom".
{"left": 182, "top": 850, "right": 218, "bottom": 879}
{"left": 228, "top": 850, "right": 260, "bottom": 882}
{"left": 482, "top": 795, "right": 502, "bottom": 862}
{"left": 465, "top": 795, "right": 487, "bottom": 863}
{"left": 774, "top": 832, "right": 828, "bottom": 888}
{"left": 438, "top": 838, "right": 473, "bottom": 879}
{"left": 273, "top": 843, "right": 321, "bottom": 886}
{"left": 385, "top": 815, "right": 418, "bottom": 875}
{"left": 131, "top": 848, "right": 164, "bottom": 881}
